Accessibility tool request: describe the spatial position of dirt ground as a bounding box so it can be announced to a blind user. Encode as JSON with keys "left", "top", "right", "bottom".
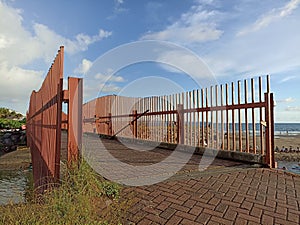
{"left": 0, "top": 147, "right": 31, "bottom": 171}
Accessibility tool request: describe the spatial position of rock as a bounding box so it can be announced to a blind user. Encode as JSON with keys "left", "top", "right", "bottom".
{"left": 0, "top": 130, "right": 26, "bottom": 153}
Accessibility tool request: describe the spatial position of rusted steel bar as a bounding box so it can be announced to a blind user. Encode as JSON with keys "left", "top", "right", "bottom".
{"left": 188, "top": 91, "right": 192, "bottom": 146}
{"left": 267, "top": 75, "right": 270, "bottom": 93}
{"left": 244, "top": 79, "right": 249, "bottom": 153}
{"left": 205, "top": 88, "right": 209, "bottom": 148}
{"left": 175, "top": 93, "right": 179, "bottom": 143}
{"left": 112, "top": 109, "right": 149, "bottom": 138}
{"left": 220, "top": 85, "right": 224, "bottom": 150}
{"left": 265, "top": 92, "right": 275, "bottom": 168}
{"left": 270, "top": 93, "right": 275, "bottom": 168}
{"left": 172, "top": 94, "right": 176, "bottom": 143}
{"left": 91, "top": 100, "right": 266, "bottom": 121}
{"left": 133, "top": 110, "right": 138, "bottom": 138}
{"left": 210, "top": 86, "right": 214, "bottom": 148}
{"left": 108, "top": 113, "right": 112, "bottom": 136}
{"left": 232, "top": 82, "right": 236, "bottom": 151}
{"left": 177, "top": 104, "right": 184, "bottom": 145}
{"left": 238, "top": 81, "right": 242, "bottom": 152}
{"left": 201, "top": 88, "right": 205, "bottom": 147}
{"left": 215, "top": 85, "right": 219, "bottom": 149}
{"left": 167, "top": 95, "right": 171, "bottom": 143}
{"left": 225, "top": 84, "right": 230, "bottom": 150}
{"left": 259, "top": 76, "right": 264, "bottom": 155}
{"left": 193, "top": 90, "right": 196, "bottom": 146}
{"left": 251, "top": 78, "right": 257, "bottom": 154}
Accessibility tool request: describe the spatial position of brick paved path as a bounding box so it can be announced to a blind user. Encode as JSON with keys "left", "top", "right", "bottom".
{"left": 83, "top": 136, "right": 300, "bottom": 224}
{"left": 124, "top": 169, "right": 300, "bottom": 225}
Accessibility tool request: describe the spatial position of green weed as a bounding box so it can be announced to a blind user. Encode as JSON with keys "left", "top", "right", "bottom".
{"left": 0, "top": 160, "right": 130, "bottom": 225}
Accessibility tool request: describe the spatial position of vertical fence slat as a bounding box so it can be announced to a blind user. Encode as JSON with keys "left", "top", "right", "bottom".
{"left": 205, "top": 88, "right": 209, "bottom": 148}
{"left": 210, "top": 86, "right": 214, "bottom": 148}
{"left": 251, "top": 78, "right": 257, "bottom": 154}
{"left": 215, "top": 85, "right": 219, "bottom": 149}
{"left": 226, "top": 84, "right": 229, "bottom": 150}
{"left": 220, "top": 85, "right": 224, "bottom": 150}
{"left": 259, "top": 77, "right": 263, "bottom": 155}
{"left": 238, "top": 81, "right": 242, "bottom": 152}
{"left": 244, "top": 80, "right": 249, "bottom": 153}
{"left": 232, "top": 82, "right": 236, "bottom": 151}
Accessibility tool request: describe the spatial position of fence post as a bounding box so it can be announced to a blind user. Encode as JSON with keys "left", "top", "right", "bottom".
{"left": 177, "top": 104, "right": 184, "bottom": 145}
{"left": 67, "top": 77, "right": 83, "bottom": 165}
{"left": 133, "top": 110, "right": 138, "bottom": 138}
{"left": 264, "top": 92, "right": 275, "bottom": 168}
{"left": 55, "top": 79, "right": 63, "bottom": 181}
{"left": 108, "top": 113, "right": 112, "bottom": 136}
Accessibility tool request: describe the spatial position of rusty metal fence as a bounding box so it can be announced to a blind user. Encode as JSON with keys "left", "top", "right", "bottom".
{"left": 83, "top": 75, "right": 275, "bottom": 168}
{"left": 27, "top": 46, "right": 83, "bottom": 191}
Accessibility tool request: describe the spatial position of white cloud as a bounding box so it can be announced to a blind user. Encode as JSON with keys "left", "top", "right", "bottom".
{"left": 285, "top": 106, "right": 300, "bottom": 111}
{"left": 99, "top": 83, "right": 121, "bottom": 93}
{"left": 0, "top": 1, "right": 112, "bottom": 66}
{"left": 202, "top": 10, "right": 300, "bottom": 78}
{"left": 83, "top": 82, "right": 121, "bottom": 100}
{"left": 74, "top": 59, "right": 93, "bottom": 74}
{"left": 0, "top": 1, "right": 112, "bottom": 113}
{"left": 95, "top": 73, "right": 125, "bottom": 82}
{"left": 0, "top": 62, "right": 43, "bottom": 106}
{"left": 279, "top": 75, "right": 296, "bottom": 83}
{"left": 157, "top": 50, "right": 217, "bottom": 88}
{"left": 141, "top": 2, "right": 223, "bottom": 43}
{"left": 33, "top": 23, "right": 112, "bottom": 60}
{"left": 277, "top": 97, "right": 295, "bottom": 103}
{"left": 237, "top": 0, "right": 300, "bottom": 36}
{"left": 107, "top": 0, "right": 127, "bottom": 19}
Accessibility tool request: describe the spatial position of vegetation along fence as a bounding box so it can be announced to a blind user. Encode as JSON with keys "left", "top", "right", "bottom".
{"left": 26, "top": 46, "right": 83, "bottom": 191}
{"left": 83, "top": 75, "right": 275, "bottom": 168}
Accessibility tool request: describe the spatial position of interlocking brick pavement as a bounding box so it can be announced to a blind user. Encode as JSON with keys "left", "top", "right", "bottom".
{"left": 83, "top": 136, "right": 300, "bottom": 224}
{"left": 124, "top": 168, "right": 300, "bottom": 224}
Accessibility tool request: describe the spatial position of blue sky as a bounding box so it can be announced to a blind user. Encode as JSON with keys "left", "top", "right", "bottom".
{"left": 0, "top": 0, "right": 300, "bottom": 122}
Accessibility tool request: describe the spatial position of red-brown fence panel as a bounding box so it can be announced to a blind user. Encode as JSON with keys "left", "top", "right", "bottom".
{"left": 27, "top": 46, "right": 83, "bottom": 192}
{"left": 27, "top": 47, "right": 64, "bottom": 190}
{"left": 83, "top": 75, "right": 275, "bottom": 168}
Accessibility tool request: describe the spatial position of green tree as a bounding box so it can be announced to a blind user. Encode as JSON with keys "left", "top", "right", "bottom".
{"left": 0, "top": 107, "right": 24, "bottom": 119}
{"left": 0, "top": 107, "right": 25, "bottom": 129}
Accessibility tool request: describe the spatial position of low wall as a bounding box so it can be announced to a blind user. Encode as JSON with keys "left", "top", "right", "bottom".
{"left": 92, "top": 133, "right": 265, "bottom": 165}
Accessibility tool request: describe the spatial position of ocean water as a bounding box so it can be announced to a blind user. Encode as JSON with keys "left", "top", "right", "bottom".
{"left": 274, "top": 123, "right": 300, "bottom": 135}
{"left": 182, "top": 122, "right": 300, "bottom": 135}
{"left": 277, "top": 161, "right": 300, "bottom": 175}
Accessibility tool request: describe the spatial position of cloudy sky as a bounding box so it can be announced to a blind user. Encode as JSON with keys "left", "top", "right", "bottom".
{"left": 0, "top": 0, "right": 300, "bottom": 122}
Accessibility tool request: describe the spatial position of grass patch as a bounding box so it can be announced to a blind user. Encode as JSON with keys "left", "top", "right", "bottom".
{"left": 0, "top": 160, "right": 131, "bottom": 225}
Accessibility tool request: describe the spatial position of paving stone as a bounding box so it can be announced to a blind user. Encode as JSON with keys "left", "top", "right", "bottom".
{"left": 91, "top": 138, "right": 300, "bottom": 225}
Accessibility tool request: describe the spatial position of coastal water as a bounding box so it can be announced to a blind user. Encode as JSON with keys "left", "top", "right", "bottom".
{"left": 274, "top": 123, "right": 300, "bottom": 135}
{"left": 180, "top": 122, "right": 300, "bottom": 135}
{"left": 0, "top": 170, "right": 30, "bottom": 205}
{"left": 277, "top": 161, "right": 300, "bottom": 175}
